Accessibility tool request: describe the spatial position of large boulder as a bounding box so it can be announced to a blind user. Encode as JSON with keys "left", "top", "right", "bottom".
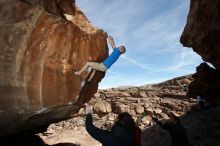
{"left": 180, "top": 0, "right": 220, "bottom": 102}
{"left": 93, "top": 100, "right": 112, "bottom": 114}
{"left": 0, "top": 0, "right": 107, "bottom": 135}
{"left": 187, "top": 62, "right": 220, "bottom": 102}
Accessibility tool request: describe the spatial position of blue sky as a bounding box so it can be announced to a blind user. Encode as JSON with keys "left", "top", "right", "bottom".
{"left": 76, "top": 0, "right": 203, "bottom": 89}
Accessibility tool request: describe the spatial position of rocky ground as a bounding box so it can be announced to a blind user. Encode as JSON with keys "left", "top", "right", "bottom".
{"left": 39, "top": 75, "right": 220, "bottom": 146}
{"left": 38, "top": 75, "right": 220, "bottom": 146}
{"left": 2, "top": 75, "right": 219, "bottom": 146}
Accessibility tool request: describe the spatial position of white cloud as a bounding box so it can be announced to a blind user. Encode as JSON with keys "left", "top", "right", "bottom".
{"left": 121, "top": 55, "right": 153, "bottom": 70}
{"left": 150, "top": 48, "right": 202, "bottom": 73}
{"left": 77, "top": 0, "right": 203, "bottom": 89}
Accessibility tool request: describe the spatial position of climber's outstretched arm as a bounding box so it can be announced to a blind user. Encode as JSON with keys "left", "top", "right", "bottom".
{"left": 108, "top": 36, "right": 116, "bottom": 49}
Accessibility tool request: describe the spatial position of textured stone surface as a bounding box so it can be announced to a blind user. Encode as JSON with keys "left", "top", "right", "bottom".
{"left": 0, "top": 0, "right": 107, "bottom": 135}
{"left": 181, "top": 0, "right": 220, "bottom": 70}
{"left": 142, "top": 108, "right": 220, "bottom": 146}
{"left": 1, "top": 74, "right": 219, "bottom": 145}
{"left": 86, "top": 75, "right": 193, "bottom": 130}
{"left": 93, "top": 100, "right": 112, "bottom": 114}
{"left": 187, "top": 63, "right": 220, "bottom": 102}
{"left": 181, "top": 0, "right": 220, "bottom": 102}
{"left": 38, "top": 75, "right": 220, "bottom": 146}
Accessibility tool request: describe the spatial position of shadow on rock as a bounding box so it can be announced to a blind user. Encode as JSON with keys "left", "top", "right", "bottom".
{"left": 0, "top": 134, "right": 78, "bottom": 146}
{"left": 141, "top": 107, "right": 220, "bottom": 146}
{"left": 52, "top": 143, "right": 78, "bottom": 146}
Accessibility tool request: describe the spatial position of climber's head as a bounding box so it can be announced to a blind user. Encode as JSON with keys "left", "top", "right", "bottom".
{"left": 119, "top": 45, "right": 126, "bottom": 54}
{"left": 115, "top": 112, "right": 135, "bottom": 129}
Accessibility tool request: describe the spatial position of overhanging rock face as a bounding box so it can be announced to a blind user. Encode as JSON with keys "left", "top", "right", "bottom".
{"left": 0, "top": 0, "right": 108, "bottom": 135}
{"left": 181, "top": 0, "right": 220, "bottom": 70}
{"left": 180, "top": 0, "right": 220, "bottom": 102}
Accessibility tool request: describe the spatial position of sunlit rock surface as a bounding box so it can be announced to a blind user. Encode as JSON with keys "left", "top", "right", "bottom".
{"left": 39, "top": 75, "right": 220, "bottom": 146}
{"left": 0, "top": 0, "right": 107, "bottom": 135}
{"left": 181, "top": 0, "right": 220, "bottom": 102}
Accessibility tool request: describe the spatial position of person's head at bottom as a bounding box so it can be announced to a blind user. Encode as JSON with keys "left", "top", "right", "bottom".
{"left": 112, "top": 112, "right": 140, "bottom": 146}
{"left": 114, "top": 112, "right": 135, "bottom": 129}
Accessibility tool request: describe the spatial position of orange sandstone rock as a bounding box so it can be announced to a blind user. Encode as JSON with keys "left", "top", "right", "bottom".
{"left": 0, "top": 0, "right": 107, "bottom": 135}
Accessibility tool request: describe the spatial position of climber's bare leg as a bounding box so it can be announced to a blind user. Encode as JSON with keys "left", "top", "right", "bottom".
{"left": 87, "top": 63, "right": 107, "bottom": 81}
{"left": 88, "top": 70, "right": 96, "bottom": 82}
{"left": 74, "top": 62, "right": 94, "bottom": 75}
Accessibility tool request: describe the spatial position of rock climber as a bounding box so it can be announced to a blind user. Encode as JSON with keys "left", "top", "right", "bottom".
{"left": 152, "top": 113, "right": 191, "bottom": 146}
{"left": 85, "top": 105, "right": 141, "bottom": 146}
{"left": 73, "top": 36, "right": 126, "bottom": 81}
